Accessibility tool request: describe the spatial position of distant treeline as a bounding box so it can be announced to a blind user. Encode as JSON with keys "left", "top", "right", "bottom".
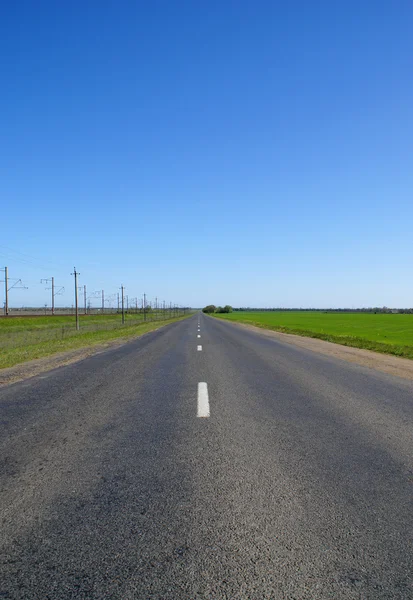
{"left": 202, "top": 305, "right": 233, "bottom": 314}
{"left": 232, "top": 307, "right": 413, "bottom": 314}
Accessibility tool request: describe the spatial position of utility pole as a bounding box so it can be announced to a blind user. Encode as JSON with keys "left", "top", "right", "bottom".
{"left": 121, "top": 285, "right": 125, "bottom": 324}
{"left": 41, "top": 278, "right": 64, "bottom": 316}
{"left": 102, "top": 290, "right": 104, "bottom": 313}
{"left": 83, "top": 285, "right": 87, "bottom": 315}
{"left": 71, "top": 267, "right": 80, "bottom": 330}
{"left": 5, "top": 266, "right": 8, "bottom": 316}
{"left": 1, "top": 267, "right": 28, "bottom": 316}
{"left": 41, "top": 277, "right": 54, "bottom": 315}
{"left": 143, "top": 293, "right": 146, "bottom": 321}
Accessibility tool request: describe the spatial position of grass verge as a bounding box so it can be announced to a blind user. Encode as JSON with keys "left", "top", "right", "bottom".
{"left": 212, "top": 313, "right": 413, "bottom": 360}
{"left": 0, "top": 316, "right": 189, "bottom": 369}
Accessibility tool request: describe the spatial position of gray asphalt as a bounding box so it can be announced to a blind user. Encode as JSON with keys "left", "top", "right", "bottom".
{"left": 1, "top": 313, "right": 412, "bottom": 599}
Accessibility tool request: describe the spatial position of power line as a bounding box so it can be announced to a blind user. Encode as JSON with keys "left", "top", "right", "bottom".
{"left": 0, "top": 245, "right": 68, "bottom": 270}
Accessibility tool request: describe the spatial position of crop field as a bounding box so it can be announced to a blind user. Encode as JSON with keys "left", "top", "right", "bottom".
{"left": 213, "top": 311, "right": 413, "bottom": 360}
{"left": 0, "top": 312, "right": 188, "bottom": 369}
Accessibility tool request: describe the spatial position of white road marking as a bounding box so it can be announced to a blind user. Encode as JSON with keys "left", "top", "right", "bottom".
{"left": 197, "top": 382, "right": 210, "bottom": 417}
{"left": 197, "top": 334, "right": 201, "bottom": 338}
{"left": 197, "top": 345, "right": 202, "bottom": 351}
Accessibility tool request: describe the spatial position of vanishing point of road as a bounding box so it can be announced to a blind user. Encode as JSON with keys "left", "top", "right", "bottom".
{"left": 1, "top": 313, "right": 412, "bottom": 599}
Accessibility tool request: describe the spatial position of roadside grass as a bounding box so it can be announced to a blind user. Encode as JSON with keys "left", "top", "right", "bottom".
{"left": 212, "top": 311, "right": 413, "bottom": 360}
{"left": 0, "top": 313, "right": 190, "bottom": 369}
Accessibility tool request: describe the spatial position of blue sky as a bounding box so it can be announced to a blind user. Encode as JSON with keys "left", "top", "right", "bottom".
{"left": 1, "top": 0, "right": 412, "bottom": 309}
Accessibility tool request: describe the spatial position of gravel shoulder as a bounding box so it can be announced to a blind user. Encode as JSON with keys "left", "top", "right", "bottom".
{"left": 218, "top": 319, "right": 413, "bottom": 381}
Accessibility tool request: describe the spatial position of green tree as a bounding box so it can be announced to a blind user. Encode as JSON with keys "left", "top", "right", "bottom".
{"left": 202, "top": 305, "right": 216, "bottom": 313}
{"left": 215, "top": 305, "right": 233, "bottom": 313}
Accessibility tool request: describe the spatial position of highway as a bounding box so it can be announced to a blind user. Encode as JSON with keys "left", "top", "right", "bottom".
{"left": 1, "top": 312, "right": 412, "bottom": 599}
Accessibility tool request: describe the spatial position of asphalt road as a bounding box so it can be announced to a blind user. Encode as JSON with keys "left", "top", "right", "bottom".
{"left": 1, "top": 313, "right": 412, "bottom": 599}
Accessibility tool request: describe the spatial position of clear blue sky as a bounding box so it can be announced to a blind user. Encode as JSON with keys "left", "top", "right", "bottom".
{"left": 1, "top": 1, "right": 412, "bottom": 309}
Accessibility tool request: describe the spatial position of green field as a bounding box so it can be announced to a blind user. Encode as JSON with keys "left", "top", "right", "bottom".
{"left": 0, "top": 312, "right": 189, "bottom": 369}
{"left": 212, "top": 311, "right": 413, "bottom": 360}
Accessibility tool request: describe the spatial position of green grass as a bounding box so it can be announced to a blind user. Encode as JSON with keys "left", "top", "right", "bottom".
{"left": 0, "top": 313, "right": 190, "bottom": 369}
{"left": 212, "top": 311, "right": 413, "bottom": 360}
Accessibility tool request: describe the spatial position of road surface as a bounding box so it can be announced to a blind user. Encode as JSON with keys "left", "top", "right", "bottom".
{"left": 1, "top": 313, "right": 412, "bottom": 599}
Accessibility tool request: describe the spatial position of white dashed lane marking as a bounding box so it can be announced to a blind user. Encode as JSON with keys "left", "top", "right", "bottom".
{"left": 197, "top": 382, "right": 210, "bottom": 418}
